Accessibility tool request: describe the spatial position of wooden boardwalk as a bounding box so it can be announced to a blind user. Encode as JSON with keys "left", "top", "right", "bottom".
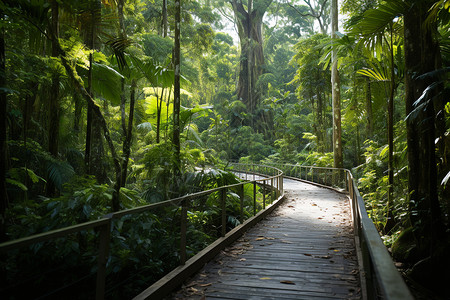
{"left": 170, "top": 179, "right": 361, "bottom": 300}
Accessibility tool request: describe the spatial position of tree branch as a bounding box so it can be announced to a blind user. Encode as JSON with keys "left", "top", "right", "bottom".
{"left": 288, "top": 3, "right": 317, "bottom": 18}
{"left": 55, "top": 42, "right": 122, "bottom": 183}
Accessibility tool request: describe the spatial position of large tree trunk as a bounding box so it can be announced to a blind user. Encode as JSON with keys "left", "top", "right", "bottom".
{"left": 404, "top": 0, "right": 443, "bottom": 256}
{"left": 85, "top": 0, "right": 106, "bottom": 183}
{"left": 46, "top": 0, "right": 60, "bottom": 196}
{"left": 0, "top": 9, "right": 8, "bottom": 241}
{"left": 231, "top": 0, "right": 272, "bottom": 125}
{"left": 331, "top": 0, "right": 342, "bottom": 168}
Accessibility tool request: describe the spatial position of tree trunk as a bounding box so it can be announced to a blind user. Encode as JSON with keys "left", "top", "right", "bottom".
{"left": 46, "top": 0, "right": 60, "bottom": 196}
{"left": 331, "top": 0, "right": 343, "bottom": 168}
{"left": 404, "top": 0, "right": 443, "bottom": 256}
{"left": 365, "top": 77, "right": 373, "bottom": 138}
{"left": 385, "top": 24, "right": 395, "bottom": 233}
{"left": 317, "top": 84, "right": 325, "bottom": 152}
{"left": 173, "top": 0, "right": 181, "bottom": 177}
{"left": 231, "top": 0, "right": 272, "bottom": 124}
{"left": 121, "top": 80, "right": 136, "bottom": 187}
{"left": 162, "top": 0, "right": 168, "bottom": 37}
{"left": 0, "top": 9, "right": 8, "bottom": 241}
{"left": 156, "top": 92, "right": 162, "bottom": 143}
{"left": 85, "top": 0, "right": 106, "bottom": 183}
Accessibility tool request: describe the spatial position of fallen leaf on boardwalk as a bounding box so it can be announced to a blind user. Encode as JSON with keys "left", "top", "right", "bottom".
{"left": 333, "top": 249, "right": 340, "bottom": 252}
{"left": 280, "top": 280, "right": 295, "bottom": 285}
{"left": 184, "top": 282, "right": 198, "bottom": 288}
{"left": 304, "top": 253, "right": 312, "bottom": 256}
{"left": 260, "top": 277, "right": 272, "bottom": 280}
{"left": 266, "top": 237, "right": 275, "bottom": 240}
{"left": 255, "top": 237, "right": 265, "bottom": 241}
{"left": 199, "top": 283, "right": 212, "bottom": 287}
{"left": 312, "top": 203, "right": 317, "bottom": 206}
{"left": 321, "top": 255, "right": 331, "bottom": 259}
{"left": 239, "top": 258, "right": 246, "bottom": 261}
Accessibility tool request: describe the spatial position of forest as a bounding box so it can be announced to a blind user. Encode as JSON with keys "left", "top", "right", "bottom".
{"left": 0, "top": 0, "right": 449, "bottom": 298}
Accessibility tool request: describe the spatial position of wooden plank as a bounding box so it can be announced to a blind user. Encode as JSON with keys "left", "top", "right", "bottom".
{"left": 133, "top": 193, "right": 286, "bottom": 300}
{"left": 169, "top": 179, "right": 361, "bottom": 300}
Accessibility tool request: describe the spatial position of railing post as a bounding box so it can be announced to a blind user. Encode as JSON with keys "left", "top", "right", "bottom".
{"left": 180, "top": 199, "right": 188, "bottom": 265}
{"left": 96, "top": 219, "right": 111, "bottom": 300}
{"left": 239, "top": 184, "right": 244, "bottom": 223}
{"left": 263, "top": 180, "right": 266, "bottom": 209}
{"left": 253, "top": 181, "right": 257, "bottom": 216}
{"left": 221, "top": 188, "right": 227, "bottom": 237}
{"left": 271, "top": 177, "right": 274, "bottom": 203}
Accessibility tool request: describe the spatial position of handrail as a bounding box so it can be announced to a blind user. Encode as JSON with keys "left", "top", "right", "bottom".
{"left": 265, "top": 163, "right": 413, "bottom": 300}
{"left": 0, "top": 163, "right": 284, "bottom": 300}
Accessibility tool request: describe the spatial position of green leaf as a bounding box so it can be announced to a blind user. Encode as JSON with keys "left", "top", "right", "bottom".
{"left": 6, "top": 178, "right": 28, "bottom": 191}
{"left": 442, "top": 171, "right": 450, "bottom": 186}
{"left": 357, "top": 68, "right": 388, "bottom": 81}
{"left": 22, "top": 167, "right": 45, "bottom": 184}
{"left": 91, "top": 63, "right": 124, "bottom": 106}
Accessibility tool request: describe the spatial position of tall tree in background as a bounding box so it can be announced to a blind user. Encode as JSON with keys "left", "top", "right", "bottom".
{"left": 162, "top": 0, "right": 168, "bottom": 37}
{"left": 330, "top": 0, "right": 342, "bottom": 168}
{"left": 84, "top": 0, "right": 107, "bottom": 183}
{"left": 45, "top": 0, "right": 60, "bottom": 196}
{"left": 230, "top": 0, "right": 272, "bottom": 125}
{"left": 173, "top": 0, "right": 181, "bottom": 176}
{"left": 117, "top": 0, "right": 136, "bottom": 189}
{"left": 0, "top": 8, "right": 7, "bottom": 241}
{"left": 289, "top": 0, "right": 330, "bottom": 34}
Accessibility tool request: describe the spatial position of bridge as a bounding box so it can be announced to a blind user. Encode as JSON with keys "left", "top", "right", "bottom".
{"left": 0, "top": 164, "right": 413, "bottom": 299}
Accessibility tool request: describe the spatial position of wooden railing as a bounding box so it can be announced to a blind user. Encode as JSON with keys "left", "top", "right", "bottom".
{"left": 265, "top": 163, "right": 414, "bottom": 300}
{"left": 0, "top": 163, "right": 284, "bottom": 300}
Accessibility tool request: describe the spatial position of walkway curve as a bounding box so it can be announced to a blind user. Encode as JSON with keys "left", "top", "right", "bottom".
{"left": 169, "top": 178, "right": 361, "bottom": 299}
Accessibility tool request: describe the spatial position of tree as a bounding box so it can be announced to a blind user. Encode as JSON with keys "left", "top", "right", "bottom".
{"left": 330, "top": 0, "right": 342, "bottom": 168}
{"left": 349, "top": 1, "right": 405, "bottom": 232}
{"left": 291, "top": 34, "right": 331, "bottom": 153}
{"left": 45, "top": 0, "right": 60, "bottom": 196}
{"left": 173, "top": 0, "right": 182, "bottom": 177}
{"left": 0, "top": 7, "right": 7, "bottom": 241}
{"left": 288, "top": 0, "right": 330, "bottom": 34}
{"left": 404, "top": 0, "right": 444, "bottom": 255}
{"left": 230, "top": 0, "right": 273, "bottom": 125}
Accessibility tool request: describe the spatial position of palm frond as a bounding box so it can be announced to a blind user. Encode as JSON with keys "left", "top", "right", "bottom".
{"left": 106, "top": 37, "right": 133, "bottom": 70}
{"left": 46, "top": 160, "right": 75, "bottom": 191}
{"left": 91, "top": 62, "right": 124, "bottom": 106}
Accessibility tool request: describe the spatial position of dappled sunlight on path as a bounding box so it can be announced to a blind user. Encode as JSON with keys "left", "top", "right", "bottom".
{"left": 170, "top": 179, "right": 361, "bottom": 300}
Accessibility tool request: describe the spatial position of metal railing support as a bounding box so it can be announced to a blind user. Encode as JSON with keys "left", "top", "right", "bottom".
{"left": 95, "top": 219, "right": 111, "bottom": 300}
{"left": 180, "top": 200, "right": 188, "bottom": 265}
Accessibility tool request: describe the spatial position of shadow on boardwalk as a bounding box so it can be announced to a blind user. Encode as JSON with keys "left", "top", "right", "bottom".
{"left": 169, "top": 179, "right": 361, "bottom": 300}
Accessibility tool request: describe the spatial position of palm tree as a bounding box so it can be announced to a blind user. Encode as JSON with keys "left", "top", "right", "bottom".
{"left": 330, "top": 0, "right": 342, "bottom": 168}
{"left": 350, "top": 2, "right": 404, "bottom": 232}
